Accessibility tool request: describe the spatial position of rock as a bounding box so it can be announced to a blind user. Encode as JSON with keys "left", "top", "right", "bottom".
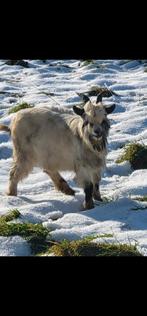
{"left": 88, "top": 86, "right": 118, "bottom": 97}
{"left": 5, "top": 60, "right": 29, "bottom": 68}
{"left": 77, "top": 86, "right": 119, "bottom": 99}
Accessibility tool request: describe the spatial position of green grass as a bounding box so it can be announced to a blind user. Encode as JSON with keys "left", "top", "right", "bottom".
{"left": 0, "top": 211, "right": 142, "bottom": 256}
{"left": 131, "top": 196, "right": 147, "bottom": 210}
{"left": 96, "top": 233, "right": 114, "bottom": 238}
{"left": 8, "top": 102, "right": 34, "bottom": 114}
{"left": 41, "top": 238, "right": 141, "bottom": 256}
{"left": 0, "top": 210, "right": 49, "bottom": 255}
{"left": 0, "top": 209, "right": 20, "bottom": 222}
{"left": 133, "top": 196, "right": 147, "bottom": 202}
{"left": 81, "top": 60, "right": 94, "bottom": 66}
{"left": 116, "top": 143, "right": 147, "bottom": 170}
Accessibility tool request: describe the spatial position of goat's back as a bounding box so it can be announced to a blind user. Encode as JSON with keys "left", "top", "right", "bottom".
{"left": 10, "top": 107, "right": 80, "bottom": 170}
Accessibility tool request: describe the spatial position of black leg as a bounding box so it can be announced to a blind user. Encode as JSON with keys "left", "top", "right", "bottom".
{"left": 93, "top": 183, "right": 103, "bottom": 201}
{"left": 84, "top": 183, "right": 94, "bottom": 209}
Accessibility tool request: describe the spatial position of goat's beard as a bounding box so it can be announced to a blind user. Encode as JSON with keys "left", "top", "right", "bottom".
{"left": 89, "top": 134, "right": 105, "bottom": 152}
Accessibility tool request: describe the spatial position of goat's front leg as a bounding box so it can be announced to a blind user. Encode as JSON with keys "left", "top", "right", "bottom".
{"left": 93, "top": 183, "right": 103, "bottom": 201}
{"left": 92, "top": 173, "right": 103, "bottom": 201}
{"left": 84, "top": 182, "right": 94, "bottom": 209}
{"left": 76, "top": 167, "right": 94, "bottom": 210}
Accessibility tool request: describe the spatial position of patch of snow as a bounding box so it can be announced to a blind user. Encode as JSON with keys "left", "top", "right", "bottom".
{"left": 0, "top": 236, "right": 31, "bottom": 256}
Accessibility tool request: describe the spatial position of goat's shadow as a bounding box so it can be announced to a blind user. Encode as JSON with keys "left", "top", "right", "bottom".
{"left": 20, "top": 196, "right": 53, "bottom": 204}
{"left": 20, "top": 192, "right": 83, "bottom": 215}
{"left": 19, "top": 191, "right": 147, "bottom": 231}
{"left": 84, "top": 198, "right": 147, "bottom": 231}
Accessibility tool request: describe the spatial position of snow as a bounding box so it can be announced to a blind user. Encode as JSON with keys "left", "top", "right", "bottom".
{"left": 0, "top": 236, "right": 31, "bottom": 256}
{"left": 0, "top": 59, "right": 147, "bottom": 256}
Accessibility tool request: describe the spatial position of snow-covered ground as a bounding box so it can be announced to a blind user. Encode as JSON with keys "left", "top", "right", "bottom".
{"left": 0, "top": 59, "right": 147, "bottom": 256}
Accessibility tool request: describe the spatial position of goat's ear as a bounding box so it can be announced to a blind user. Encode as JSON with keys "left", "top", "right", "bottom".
{"left": 73, "top": 105, "right": 85, "bottom": 116}
{"left": 105, "top": 104, "right": 116, "bottom": 114}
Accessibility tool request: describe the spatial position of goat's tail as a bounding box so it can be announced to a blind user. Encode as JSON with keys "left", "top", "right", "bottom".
{"left": 0, "top": 124, "right": 11, "bottom": 133}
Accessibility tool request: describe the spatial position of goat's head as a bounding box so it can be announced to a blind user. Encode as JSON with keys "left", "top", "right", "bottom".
{"left": 73, "top": 94, "right": 115, "bottom": 146}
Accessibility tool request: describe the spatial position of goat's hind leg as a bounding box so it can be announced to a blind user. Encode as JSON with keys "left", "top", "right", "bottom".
{"left": 7, "top": 160, "right": 33, "bottom": 196}
{"left": 44, "top": 170, "right": 75, "bottom": 195}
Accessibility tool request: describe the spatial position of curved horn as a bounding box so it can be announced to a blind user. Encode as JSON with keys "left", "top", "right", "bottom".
{"left": 96, "top": 93, "right": 103, "bottom": 103}
{"left": 77, "top": 93, "right": 90, "bottom": 103}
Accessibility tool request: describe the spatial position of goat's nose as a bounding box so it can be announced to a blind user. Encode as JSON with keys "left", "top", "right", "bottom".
{"left": 94, "top": 126, "right": 102, "bottom": 137}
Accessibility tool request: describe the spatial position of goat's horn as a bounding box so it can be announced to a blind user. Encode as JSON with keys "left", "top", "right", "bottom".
{"left": 96, "top": 92, "right": 103, "bottom": 103}
{"left": 76, "top": 93, "right": 90, "bottom": 103}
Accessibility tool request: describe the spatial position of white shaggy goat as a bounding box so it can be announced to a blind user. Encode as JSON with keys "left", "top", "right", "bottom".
{"left": 0, "top": 93, "right": 115, "bottom": 209}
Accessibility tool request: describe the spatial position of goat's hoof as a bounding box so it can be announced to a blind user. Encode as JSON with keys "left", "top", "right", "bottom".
{"left": 63, "top": 187, "right": 75, "bottom": 196}
{"left": 83, "top": 200, "right": 94, "bottom": 210}
{"left": 56, "top": 184, "right": 75, "bottom": 196}
{"left": 6, "top": 190, "right": 17, "bottom": 196}
{"left": 93, "top": 195, "right": 103, "bottom": 202}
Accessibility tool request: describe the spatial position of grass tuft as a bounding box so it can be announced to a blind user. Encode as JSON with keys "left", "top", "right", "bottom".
{"left": 80, "top": 60, "right": 94, "bottom": 66}
{"left": 0, "top": 211, "right": 142, "bottom": 256}
{"left": 0, "top": 209, "right": 20, "bottom": 222}
{"left": 116, "top": 142, "right": 147, "bottom": 170}
{"left": 133, "top": 196, "right": 147, "bottom": 202}
{"left": 8, "top": 102, "right": 34, "bottom": 114}
{"left": 43, "top": 238, "right": 141, "bottom": 256}
{"left": 0, "top": 210, "right": 49, "bottom": 255}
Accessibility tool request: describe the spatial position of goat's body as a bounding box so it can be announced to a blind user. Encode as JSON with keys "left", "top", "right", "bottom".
{"left": 10, "top": 107, "right": 106, "bottom": 182}
{"left": 0, "top": 102, "right": 112, "bottom": 209}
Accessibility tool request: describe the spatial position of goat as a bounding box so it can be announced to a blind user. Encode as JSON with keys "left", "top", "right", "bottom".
{"left": 0, "top": 93, "right": 115, "bottom": 209}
